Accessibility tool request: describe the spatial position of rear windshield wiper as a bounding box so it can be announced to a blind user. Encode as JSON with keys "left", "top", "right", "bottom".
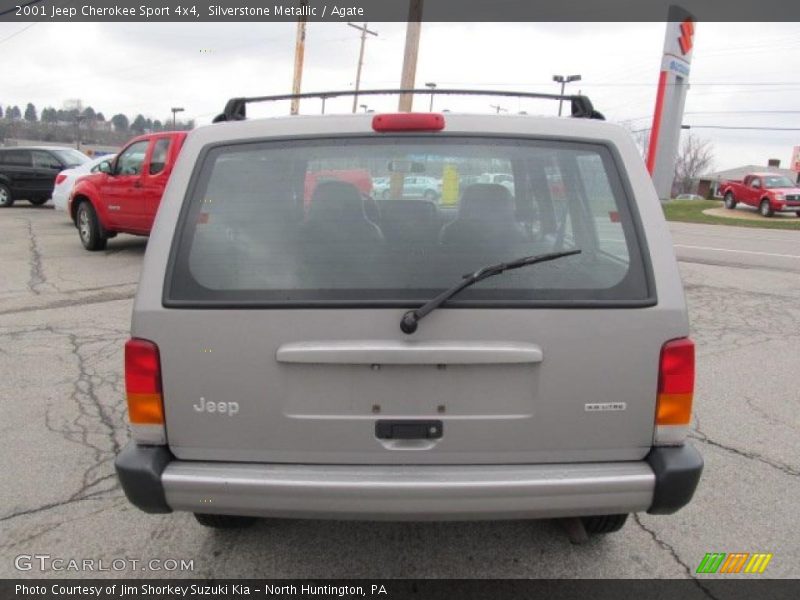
{"left": 400, "top": 249, "right": 582, "bottom": 334}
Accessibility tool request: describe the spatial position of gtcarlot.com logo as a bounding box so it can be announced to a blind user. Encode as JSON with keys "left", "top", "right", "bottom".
{"left": 696, "top": 552, "right": 773, "bottom": 574}
{"left": 14, "top": 554, "right": 194, "bottom": 572}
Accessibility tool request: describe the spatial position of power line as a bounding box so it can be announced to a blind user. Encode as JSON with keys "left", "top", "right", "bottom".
{"left": 683, "top": 125, "right": 800, "bottom": 131}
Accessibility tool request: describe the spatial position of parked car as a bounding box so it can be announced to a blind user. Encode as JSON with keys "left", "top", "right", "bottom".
{"left": 69, "top": 132, "right": 187, "bottom": 250}
{"left": 115, "top": 95, "right": 701, "bottom": 535}
{"left": 375, "top": 175, "right": 441, "bottom": 200}
{"left": 675, "top": 193, "right": 703, "bottom": 201}
{"left": 0, "top": 146, "right": 89, "bottom": 207}
{"left": 52, "top": 154, "right": 117, "bottom": 215}
{"left": 719, "top": 173, "right": 800, "bottom": 217}
{"left": 477, "top": 172, "right": 515, "bottom": 194}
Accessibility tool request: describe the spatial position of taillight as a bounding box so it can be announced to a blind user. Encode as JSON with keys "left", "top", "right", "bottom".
{"left": 125, "top": 338, "right": 166, "bottom": 444}
{"left": 655, "top": 338, "right": 695, "bottom": 445}
{"left": 372, "top": 113, "right": 445, "bottom": 132}
{"left": 55, "top": 174, "right": 67, "bottom": 185}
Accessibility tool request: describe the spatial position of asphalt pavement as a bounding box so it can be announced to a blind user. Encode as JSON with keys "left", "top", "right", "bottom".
{"left": 0, "top": 208, "right": 798, "bottom": 581}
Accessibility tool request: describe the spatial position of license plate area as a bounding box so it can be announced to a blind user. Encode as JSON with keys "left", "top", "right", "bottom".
{"left": 375, "top": 420, "right": 443, "bottom": 440}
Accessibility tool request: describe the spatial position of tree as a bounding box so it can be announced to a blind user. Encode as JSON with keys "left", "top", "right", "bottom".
{"left": 95, "top": 112, "right": 105, "bottom": 122}
{"left": 130, "top": 114, "right": 147, "bottom": 134}
{"left": 152, "top": 119, "right": 163, "bottom": 131}
{"left": 8, "top": 105, "right": 22, "bottom": 120}
{"left": 0, "top": 105, "right": 3, "bottom": 119}
{"left": 111, "top": 113, "right": 129, "bottom": 132}
{"left": 41, "top": 107, "right": 57, "bottom": 122}
{"left": 24, "top": 102, "right": 37, "bottom": 122}
{"left": 673, "top": 133, "right": 714, "bottom": 196}
{"left": 81, "top": 106, "right": 96, "bottom": 120}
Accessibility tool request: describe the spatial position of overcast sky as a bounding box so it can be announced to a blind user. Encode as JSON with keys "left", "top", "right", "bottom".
{"left": 1, "top": 21, "right": 799, "bottom": 171}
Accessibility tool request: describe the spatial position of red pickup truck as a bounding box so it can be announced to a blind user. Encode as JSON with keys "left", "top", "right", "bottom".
{"left": 70, "top": 131, "right": 187, "bottom": 250}
{"left": 719, "top": 172, "right": 800, "bottom": 218}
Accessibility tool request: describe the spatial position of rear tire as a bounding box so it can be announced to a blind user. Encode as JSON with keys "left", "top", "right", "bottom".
{"left": 581, "top": 513, "right": 629, "bottom": 535}
{"left": 29, "top": 197, "right": 49, "bottom": 206}
{"left": 194, "top": 513, "right": 257, "bottom": 529}
{"left": 76, "top": 201, "right": 107, "bottom": 251}
{"left": 423, "top": 190, "right": 438, "bottom": 201}
{"left": 0, "top": 184, "right": 13, "bottom": 207}
{"left": 759, "top": 199, "right": 774, "bottom": 218}
{"left": 723, "top": 192, "right": 736, "bottom": 209}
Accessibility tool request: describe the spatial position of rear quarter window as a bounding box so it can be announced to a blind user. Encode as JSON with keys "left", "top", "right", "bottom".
{"left": 165, "top": 136, "right": 653, "bottom": 307}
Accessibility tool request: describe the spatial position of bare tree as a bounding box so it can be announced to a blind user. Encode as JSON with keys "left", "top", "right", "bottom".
{"left": 673, "top": 133, "right": 714, "bottom": 196}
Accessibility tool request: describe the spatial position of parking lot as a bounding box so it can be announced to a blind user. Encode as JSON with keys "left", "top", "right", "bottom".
{"left": 0, "top": 205, "right": 798, "bottom": 580}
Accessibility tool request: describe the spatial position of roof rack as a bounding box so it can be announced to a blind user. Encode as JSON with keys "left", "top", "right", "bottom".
{"left": 212, "top": 89, "right": 605, "bottom": 123}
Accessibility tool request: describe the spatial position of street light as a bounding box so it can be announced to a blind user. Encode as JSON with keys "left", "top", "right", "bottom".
{"left": 360, "top": 104, "right": 369, "bottom": 112}
{"left": 425, "top": 82, "right": 437, "bottom": 111}
{"left": 171, "top": 107, "right": 185, "bottom": 129}
{"left": 552, "top": 74, "right": 581, "bottom": 116}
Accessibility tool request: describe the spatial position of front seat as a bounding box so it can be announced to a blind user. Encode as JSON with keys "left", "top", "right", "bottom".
{"left": 439, "top": 183, "right": 528, "bottom": 247}
{"left": 300, "top": 181, "right": 384, "bottom": 285}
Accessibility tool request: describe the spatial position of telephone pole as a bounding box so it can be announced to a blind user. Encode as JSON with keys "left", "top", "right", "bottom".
{"left": 290, "top": 2, "right": 309, "bottom": 115}
{"left": 348, "top": 22, "right": 378, "bottom": 113}
{"left": 398, "top": 0, "right": 424, "bottom": 111}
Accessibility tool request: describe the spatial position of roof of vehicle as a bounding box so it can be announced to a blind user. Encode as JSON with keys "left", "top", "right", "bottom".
{"left": 747, "top": 172, "right": 797, "bottom": 178}
{"left": 0, "top": 145, "right": 83, "bottom": 152}
{"left": 192, "top": 112, "right": 631, "bottom": 148}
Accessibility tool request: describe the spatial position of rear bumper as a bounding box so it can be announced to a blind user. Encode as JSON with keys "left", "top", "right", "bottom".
{"left": 115, "top": 443, "right": 702, "bottom": 520}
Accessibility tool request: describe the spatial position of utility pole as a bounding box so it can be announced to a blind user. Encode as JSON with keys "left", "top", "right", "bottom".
{"left": 489, "top": 104, "right": 507, "bottom": 114}
{"left": 398, "top": 0, "right": 424, "bottom": 111}
{"left": 552, "top": 74, "right": 581, "bottom": 116}
{"left": 290, "top": 2, "right": 308, "bottom": 115}
{"left": 348, "top": 22, "right": 378, "bottom": 113}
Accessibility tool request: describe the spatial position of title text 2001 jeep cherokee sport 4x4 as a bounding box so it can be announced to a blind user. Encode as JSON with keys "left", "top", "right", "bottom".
{"left": 116, "top": 91, "right": 702, "bottom": 535}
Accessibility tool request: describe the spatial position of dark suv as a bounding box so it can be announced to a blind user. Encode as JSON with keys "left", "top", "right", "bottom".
{"left": 0, "top": 146, "right": 89, "bottom": 207}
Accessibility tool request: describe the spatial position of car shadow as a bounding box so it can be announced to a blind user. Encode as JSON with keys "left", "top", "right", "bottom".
{"left": 193, "top": 517, "right": 610, "bottom": 578}
{"left": 104, "top": 237, "right": 148, "bottom": 256}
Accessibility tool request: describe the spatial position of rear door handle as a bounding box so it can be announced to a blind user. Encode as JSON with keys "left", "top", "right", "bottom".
{"left": 276, "top": 341, "right": 543, "bottom": 365}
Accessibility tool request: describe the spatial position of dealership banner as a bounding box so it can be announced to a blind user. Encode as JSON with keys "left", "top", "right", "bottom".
{"left": 4, "top": 579, "right": 800, "bottom": 600}
{"left": 2, "top": 0, "right": 800, "bottom": 22}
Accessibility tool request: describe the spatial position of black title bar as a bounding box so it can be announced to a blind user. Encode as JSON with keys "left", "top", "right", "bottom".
{"left": 0, "top": 0, "right": 798, "bottom": 22}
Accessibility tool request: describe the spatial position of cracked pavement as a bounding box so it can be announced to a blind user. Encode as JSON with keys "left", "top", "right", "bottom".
{"left": 0, "top": 210, "right": 797, "bottom": 580}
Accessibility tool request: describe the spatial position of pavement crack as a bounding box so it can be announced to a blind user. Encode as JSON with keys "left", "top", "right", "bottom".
{"left": 689, "top": 428, "right": 799, "bottom": 478}
{"left": 0, "top": 289, "right": 136, "bottom": 316}
{"left": 633, "top": 514, "right": 721, "bottom": 600}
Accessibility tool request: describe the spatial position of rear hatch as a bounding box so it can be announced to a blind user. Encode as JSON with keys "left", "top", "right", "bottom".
{"left": 140, "top": 125, "right": 682, "bottom": 465}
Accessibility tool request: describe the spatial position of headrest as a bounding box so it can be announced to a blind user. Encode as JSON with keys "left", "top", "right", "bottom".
{"left": 308, "top": 180, "right": 365, "bottom": 220}
{"left": 459, "top": 183, "right": 515, "bottom": 219}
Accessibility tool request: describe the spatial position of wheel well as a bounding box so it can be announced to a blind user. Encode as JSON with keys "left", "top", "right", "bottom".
{"left": 70, "top": 195, "right": 90, "bottom": 222}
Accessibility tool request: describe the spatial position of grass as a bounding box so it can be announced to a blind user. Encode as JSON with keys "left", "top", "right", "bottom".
{"left": 662, "top": 199, "right": 800, "bottom": 231}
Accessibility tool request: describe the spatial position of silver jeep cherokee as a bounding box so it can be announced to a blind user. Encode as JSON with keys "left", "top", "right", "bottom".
{"left": 116, "top": 91, "right": 702, "bottom": 534}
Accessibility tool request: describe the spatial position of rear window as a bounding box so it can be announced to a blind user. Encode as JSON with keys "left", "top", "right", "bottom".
{"left": 166, "top": 137, "right": 652, "bottom": 307}
{"left": 51, "top": 148, "right": 89, "bottom": 168}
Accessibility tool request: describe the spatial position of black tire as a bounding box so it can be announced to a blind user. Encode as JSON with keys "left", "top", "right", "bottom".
{"left": 759, "top": 199, "right": 774, "bottom": 218}
{"left": 0, "top": 183, "right": 13, "bottom": 207}
{"left": 76, "top": 201, "right": 107, "bottom": 251}
{"left": 581, "top": 514, "right": 629, "bottom": 535}
{"left": 723, "top": 192, "right": 736, "bottom": 209}
{"left": 796, "top": 211, "right": 800, "bottom": 218}
{"left": 194, "top": 513, "right": 257, "bottom": 529}
{"left": 423, "top": 189, "right": 438, "bottom": 201}
{"left": 29, "top": 197, "right": 49, "bottom": 206}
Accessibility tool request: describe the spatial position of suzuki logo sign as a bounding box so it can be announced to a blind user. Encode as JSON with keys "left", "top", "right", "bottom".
{"left": 678, "top": 18, "right": 694, "bottom": 55}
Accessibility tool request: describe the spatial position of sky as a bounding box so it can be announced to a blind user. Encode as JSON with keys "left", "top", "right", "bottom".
{"left": 1, "top": 20, "right": 800, "bottom": 171}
